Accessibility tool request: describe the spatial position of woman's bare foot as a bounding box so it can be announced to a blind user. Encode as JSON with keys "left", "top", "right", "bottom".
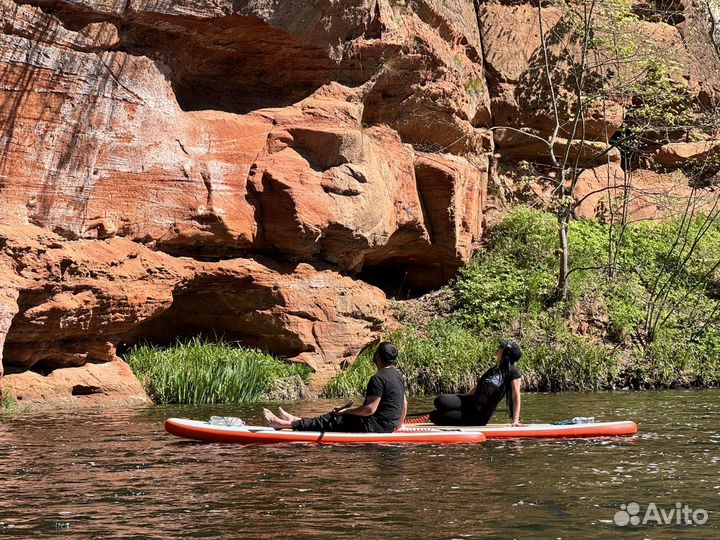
{"left": 262, "top": 408, "right": 292, "bottom": 430}
{"left": 278, "top": 407, "right": 301, "bottom": 422}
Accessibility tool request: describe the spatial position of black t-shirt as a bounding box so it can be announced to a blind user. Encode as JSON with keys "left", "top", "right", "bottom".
{"left": 363, "top": 366, "right": 406, "bottom": 432}
{"left": 473, "top": 365, "right": 521, "bottom": 423}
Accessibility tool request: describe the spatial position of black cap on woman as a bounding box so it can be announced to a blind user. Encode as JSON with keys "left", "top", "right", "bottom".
{"left": 498, "top": 339, "right": 522, "bottom": 366}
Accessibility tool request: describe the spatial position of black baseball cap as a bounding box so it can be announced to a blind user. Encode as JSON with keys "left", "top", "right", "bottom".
{"left": 499, "top": 339, "right": 522, "bottom": 363}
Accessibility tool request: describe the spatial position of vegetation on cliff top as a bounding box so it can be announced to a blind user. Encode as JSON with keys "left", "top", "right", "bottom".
{"left": 325, "top": 207, "right": 720, "bottom": 397}
{"left": 495, "top": 0, "right": 720, "bottom": 307}
{"left": 126, "top": 339, "right": 311, "bottom": 405}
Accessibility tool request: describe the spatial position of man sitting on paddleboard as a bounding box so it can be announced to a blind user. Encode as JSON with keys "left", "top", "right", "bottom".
{"left": 263, "top": 342, "right": 407, "bottom": 433}
{"left": 429, "top": 339, "right": 523, "bottom": 427}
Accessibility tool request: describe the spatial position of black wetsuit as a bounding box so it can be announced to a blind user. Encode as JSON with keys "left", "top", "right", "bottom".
{"left": 429, "top": 365, "right": 521, "bottom": 426}
{"left": 291, "top": 366, "right": 405, "bottom": 433}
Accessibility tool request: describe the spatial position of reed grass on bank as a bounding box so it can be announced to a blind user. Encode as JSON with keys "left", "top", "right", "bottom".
{"left": 323, "top": 319, "right": 718, "bottom": 398}
{"left": 323, "top": 322, "right": 623, "bottom": 398}
{"left": 126, "top": 339, "right": 311, "bottom": 404}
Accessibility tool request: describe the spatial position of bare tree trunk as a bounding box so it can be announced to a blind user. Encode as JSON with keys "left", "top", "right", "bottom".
{"left": 557, "top": 210, "right": 571, "bottom": 301}
{"left": 608, "top": 155, "right": 632, "bottom": 279}
{"left": 537, "top": 1, "right": 568, "bottom": 303}
{"left": 707, "top": 0, "right": 720, "bottom": 61}
{"left": 537, "top": 0, "right": 597, "bottom": 303}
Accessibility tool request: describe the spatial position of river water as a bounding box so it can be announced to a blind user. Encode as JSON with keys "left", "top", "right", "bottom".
{"left": 0, "top": 390, "right": 718, "bottom": 539}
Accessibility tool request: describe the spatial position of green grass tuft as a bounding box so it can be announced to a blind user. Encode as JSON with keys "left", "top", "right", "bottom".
{"left": 1, "top": 391, "right": 18, "bottom": 413}
{"left": 126, "top": 338, "right": 311, "bottom": 405}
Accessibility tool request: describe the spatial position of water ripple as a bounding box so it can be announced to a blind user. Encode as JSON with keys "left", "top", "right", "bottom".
{"left": 1, "top": 390, "right": 718, "bottom": 539}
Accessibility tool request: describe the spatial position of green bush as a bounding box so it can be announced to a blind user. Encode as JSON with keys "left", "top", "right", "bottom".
{"left": 518, "top": 315, "right": 621, "bottom": 391}
{"left": 322, "top": 349, "right": 376, "bottom": 399}
{"left": 604, "top": 277, "right": 646, "bottom": 341}
{"left": 456, "top": 208, "right": 557, "bottom": 330}
{"left": 391, "top": 321, "right": 492, "bottom": 395}
{"left": 625, "top": 325, "right": 720, "bottom": 389}
{"left": 457, "top": 208, "right": 720, "bottom": 390}
{"left": 126, "top": 338, "right": 311, "bottom": 404}
{"left": 324, "top": 321, "right": 494, "bottom": 398}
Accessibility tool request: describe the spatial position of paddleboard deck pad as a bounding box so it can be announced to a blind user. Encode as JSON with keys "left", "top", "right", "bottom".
{"left": 165, "top": 418, "right": 487, "bottom": 445}
{"left": 401, "top": 420, "right": 637, "bottom": 438}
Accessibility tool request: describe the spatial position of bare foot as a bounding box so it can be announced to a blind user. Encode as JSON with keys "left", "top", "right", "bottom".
{"left": 262, "top": 408, "right": 292, "bottom": 430}
{"left": 278, "top": 407, "right": 301, "bottom": 422}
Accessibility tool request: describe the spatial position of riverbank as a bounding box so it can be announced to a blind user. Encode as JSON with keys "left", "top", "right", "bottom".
{"left": 324, "top": 321, "right": 716, "bottom": 399}
{"left": 0, "top": 341, "right": 311, "bottom": 413}
{"left": 2, "top": 207, "right": 718, "bottom": 412}
{"left": 327, "top": 207, "right": 720, "bottom": 397}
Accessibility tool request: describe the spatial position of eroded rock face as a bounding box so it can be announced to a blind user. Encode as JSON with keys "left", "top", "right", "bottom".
{"left": 1, "top": 0, "right": 487, "bottom": 268}
{"left": 0, "top": 288, "right": 19, "bottom": 379}
{"left": 1, "top": 0, "right": 491, "bottom": 404}
{"left": 1, "top": 0, "right": 719, "bottom": 405}
{"left": 572, "top": 164, "right": 705, "bottom": 221}
{"left": 479, "top": 0, "right": 719, "bottom": 143}
{"left": 0, "top": 224, "right": 386, "bottom": 395}
{"left": 360, "top": 151, "right": 487, "bottom": 291}
{"left": 479, "top": 0, "right": 719, "bottom": 226}
{"left": 1, "top": 359, "right": 153, "bottom": 409}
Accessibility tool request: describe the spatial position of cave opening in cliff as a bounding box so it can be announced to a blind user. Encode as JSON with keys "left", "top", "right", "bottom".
{"left": 358, "top": 262, "right": 455, "bottom": 300}
{"left": 171, "top": 75, "right": 327, "bottom": 116}
{"left": 1, "top": 290, "right": 89, "bottom": 377}
{"left": 118, "top": 276, "right": 311, "bottom": 360}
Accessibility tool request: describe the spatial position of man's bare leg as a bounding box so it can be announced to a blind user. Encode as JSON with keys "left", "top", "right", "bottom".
{"left": 263, "top": 408, "right": 293, "bottom": 430}
{"left": 278, "top": 407, "right": 301, "bottom": 422}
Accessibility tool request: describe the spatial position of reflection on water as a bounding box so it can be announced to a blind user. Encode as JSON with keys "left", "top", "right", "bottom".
{"left": 0, "top": 390, "right": 718, "bottom": 539}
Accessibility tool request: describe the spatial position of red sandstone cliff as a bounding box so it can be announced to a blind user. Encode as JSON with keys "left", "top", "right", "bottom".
{"left": 0, "top": 0, "right": 718, "bottom": 406}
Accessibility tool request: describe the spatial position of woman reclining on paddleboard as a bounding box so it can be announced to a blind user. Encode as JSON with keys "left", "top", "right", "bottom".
{"left": 263, "top": 342, "right": 407, "bottom": 433}
{"left": 429, "top": 339, "right": 523, "bottom": 427}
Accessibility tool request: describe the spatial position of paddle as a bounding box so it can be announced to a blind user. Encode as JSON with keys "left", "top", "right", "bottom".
{"left": 331, "top": 400, "right": 354, "bottom": 415}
